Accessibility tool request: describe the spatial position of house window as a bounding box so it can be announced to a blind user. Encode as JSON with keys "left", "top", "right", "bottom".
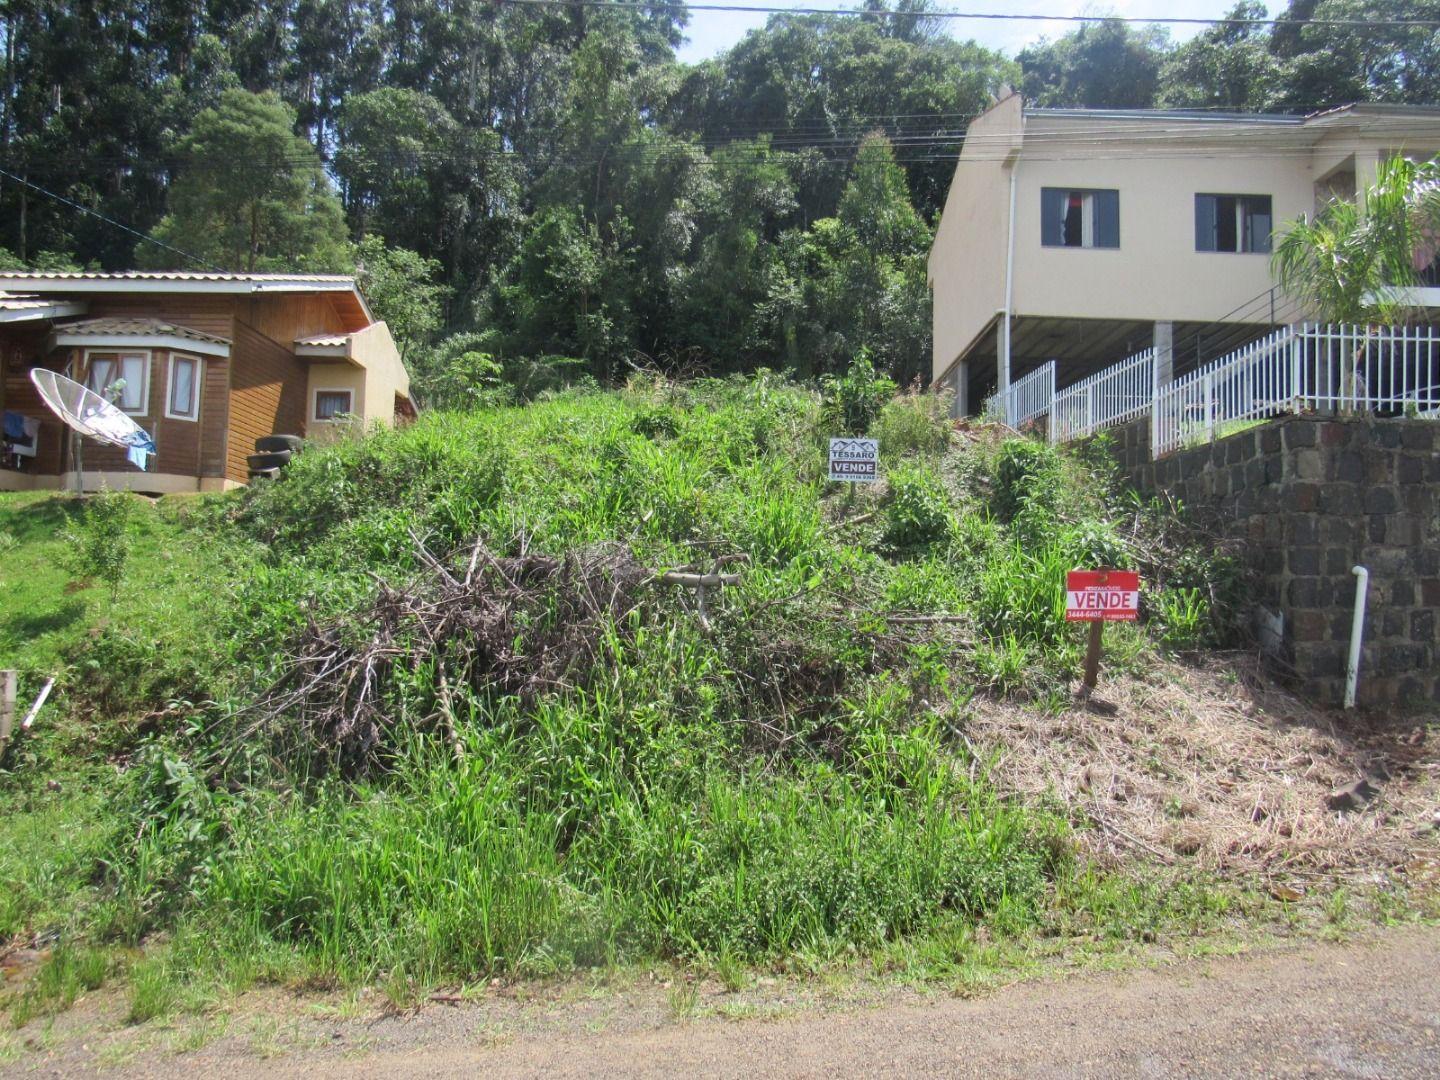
{"left": 84, "top": 351, "right": 149, "bottom": 414}
{"left": 1041, "top": 188, "right": 1119, "bottom": 248}
{"left": 165, "top": 353, "right": 201, "bottom": 421}
{"left": 1196, "top": 194, "right": 1272, "bottom": 253}
{"left": 314, "top": 389, "right": 353, "bottom": 421}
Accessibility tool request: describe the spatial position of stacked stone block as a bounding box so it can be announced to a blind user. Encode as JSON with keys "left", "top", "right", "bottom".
{"left": 1110, "top": 416, "right": 1440, "bottom": 708}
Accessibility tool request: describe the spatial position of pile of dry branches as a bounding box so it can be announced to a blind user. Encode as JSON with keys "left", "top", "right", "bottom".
{"left": 249, "top": 536, "right": 651, "bottom": 765}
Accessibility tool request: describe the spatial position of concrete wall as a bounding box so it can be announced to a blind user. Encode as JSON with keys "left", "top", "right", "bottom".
{"left": 348, "top": 321, "right": 410, "bottom": 422}
{"left": 304, "top": 322, "right": 411, "bottom": 430}
{"left": 1009, "top": 128, "right": 1313, "bottom": 325}
{"left": 927, "top": 93, "right": 1019, "bottom": 384}
{"left": 1113, "top": 416, "right": 1440, "bottom": 709}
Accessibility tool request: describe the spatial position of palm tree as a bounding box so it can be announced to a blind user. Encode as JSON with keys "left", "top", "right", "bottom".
{"left": 1274, "top": 156, "right": 1440, "bottom": 412}
{"left": 1274, "top": 154, "right": 1440, "bottom": 326}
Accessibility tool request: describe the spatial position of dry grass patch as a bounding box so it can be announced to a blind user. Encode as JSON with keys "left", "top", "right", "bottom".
{"left": 970, "top": 654, "right": 1439, "bottom": 884}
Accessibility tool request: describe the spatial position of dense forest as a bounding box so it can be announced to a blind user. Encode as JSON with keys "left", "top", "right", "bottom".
{"left": 1, "top": 0, "right": 1438, "bottom": 399}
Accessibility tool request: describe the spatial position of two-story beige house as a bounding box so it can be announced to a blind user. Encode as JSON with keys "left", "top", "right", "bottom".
{"left": 928, "top": 94, "right": 1440, "bottom": 414}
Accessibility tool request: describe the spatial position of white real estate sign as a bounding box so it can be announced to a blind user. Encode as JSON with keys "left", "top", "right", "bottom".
{"left": 828, "top": 437, "right": 878, "bottom": 483}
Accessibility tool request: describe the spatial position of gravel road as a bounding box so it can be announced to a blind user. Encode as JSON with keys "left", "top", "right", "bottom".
{"left": 17, "top": 928, "right": 1440, "bottom": 1077}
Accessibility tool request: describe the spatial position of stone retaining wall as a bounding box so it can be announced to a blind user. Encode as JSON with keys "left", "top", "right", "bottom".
{"left": 1110, "top": 416, "right": 1440, "bottom": 708}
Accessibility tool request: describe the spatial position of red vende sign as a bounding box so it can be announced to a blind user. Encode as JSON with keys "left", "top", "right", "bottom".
{"left": 1065, "top": 569, "right": 1140, "bottom": 622}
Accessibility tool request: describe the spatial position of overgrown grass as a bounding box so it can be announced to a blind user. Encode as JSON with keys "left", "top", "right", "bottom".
{"left": 0, "top": 374, "right": 1255, "bottom": 1022}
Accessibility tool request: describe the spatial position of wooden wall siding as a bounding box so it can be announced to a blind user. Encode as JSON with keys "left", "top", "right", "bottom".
{"left": 238, "top": 293, "right": 347, "bottom": 347}
{"left": 86, "top": 295, "right": 235, "bottom": 342}
{"left": 227, "top": 319, "right": 308, "bottom": 483}
{"left": 199, "top": 356, "right": 230, "bottom": 478}
{"left": 55, "top": 348, "right": 223, "bottom": 480}
{"left": 1, "top": 327, "right": 65, "bottom": 474}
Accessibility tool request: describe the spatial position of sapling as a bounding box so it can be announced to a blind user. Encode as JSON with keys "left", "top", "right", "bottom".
{"left": 57, "top": 487, "right": 134, "bottom": 602}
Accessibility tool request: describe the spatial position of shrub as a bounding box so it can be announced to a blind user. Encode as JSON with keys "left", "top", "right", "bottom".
{"left": 820, "top": 352, "right": 896, "bottom": 436}
{"left": 56, "top": 488, "right": 133, "bottom": 600}
{"left": 990, "top": 438, "right": 1065, "bottom": 526}
{"left": 882, "top": 464, "right": 953, "bottom": 552}
{"left": 874, "top": 389, "right": 952, "bottom": 457}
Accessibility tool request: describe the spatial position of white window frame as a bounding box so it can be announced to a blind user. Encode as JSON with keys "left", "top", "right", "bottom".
{"left": 164, "top": 352, "right": 203, "bottom": 422}
{"left": 312, "top": 387, "right": 354, "bottom": 422}
{"left": 84, "top": 348, "right": 150, "bottom": 416}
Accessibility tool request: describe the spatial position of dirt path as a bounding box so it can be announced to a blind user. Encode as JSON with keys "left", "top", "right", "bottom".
{"left": 36, "top": 927, "right": 1438, "bottom": 1078}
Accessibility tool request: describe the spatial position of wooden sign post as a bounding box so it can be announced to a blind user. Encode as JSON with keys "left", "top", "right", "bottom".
{"left": 1065, "top": 569, "right": 1140, "bottom": 690}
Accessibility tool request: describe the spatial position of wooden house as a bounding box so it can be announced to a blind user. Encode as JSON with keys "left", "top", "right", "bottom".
{"left": 0, "top": 271, "right": 414, "bottom": 493}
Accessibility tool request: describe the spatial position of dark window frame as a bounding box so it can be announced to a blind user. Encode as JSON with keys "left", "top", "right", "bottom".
{"left": 1041, "top": 187, "right": 1121, "bottom": 249}
{"left": 1195, "top": 193, "right": 1273, "bottom": 254}
{"left": 313, "top": 388, "right": 354, "bottom": 421}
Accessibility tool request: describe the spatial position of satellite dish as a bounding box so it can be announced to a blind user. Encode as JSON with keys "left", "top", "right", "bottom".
{"left": 29, "top": 368, "right": 156, "bottom": 461}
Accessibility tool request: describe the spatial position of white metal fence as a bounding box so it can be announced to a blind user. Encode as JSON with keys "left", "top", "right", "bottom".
{"left": 1152, "top": 326, "right": 1295, "bottom": 455}
{"left": 1151, "top": 323, "right": 1440, "bottom": 455}
{"left": 1050, "top": 348, "right": 1153, "bottom": 445}
{"left": 985, "top": 360, "right": 1055, "bottom": 429}
{"left": 977, "top": 322, "right": 1440, "bottom": 459}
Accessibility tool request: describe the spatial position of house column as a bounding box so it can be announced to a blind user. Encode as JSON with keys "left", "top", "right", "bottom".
{"left": 1152, "top": 321, "right": 1174, "bottom": 390}
{"left": 948, "top": 360, "right": 968, "bottom": 417}
{"left": 1150, "top": 321, "right": 1174, "bottom": 454}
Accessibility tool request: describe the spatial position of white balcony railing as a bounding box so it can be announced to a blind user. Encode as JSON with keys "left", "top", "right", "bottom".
{"left": 1050, "top": 348, "right": 1153, "bottom": 445}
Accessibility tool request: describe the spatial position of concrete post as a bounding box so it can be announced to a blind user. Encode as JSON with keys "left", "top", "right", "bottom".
{"left": 1152, "top": 321, "right": 1174, "bottom": 391}
{"left": 1152, "top": 321, "right": 1174, "bottom": 455}
{"left": 948, "top": 360, "right": 969, "bottom": 418}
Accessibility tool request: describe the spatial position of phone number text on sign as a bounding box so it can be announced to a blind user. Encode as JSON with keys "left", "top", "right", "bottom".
{"left": 1065, "top": 569, "right": 1140, "bottom": 622}
{"left": 828, "top": 437, "right": 878, "bottom": 483}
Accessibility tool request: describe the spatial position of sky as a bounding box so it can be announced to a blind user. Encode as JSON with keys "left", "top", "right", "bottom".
{"left": 675, "top": 1, "right": 1240, "bottom": 64}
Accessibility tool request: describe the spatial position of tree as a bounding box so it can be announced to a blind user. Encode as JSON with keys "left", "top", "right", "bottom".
{"left": 143, "top": 90, "right": 351, "bottom": 272}
{"left": 352, "top": 236, "right": 448, "bottom": 360}
{"left": 1018, "top": 20, "right": 1171, "bottom": 109}
{"left": 667, "top": 14, "right": 1014, "bottom": 221}
{"left": 491, "top": 206, "right": 635, "bottom": 380}
{"left": 1159, "top": 3, "right": 1279, "bottom": 110}
{"left": 1273, "top": 155, "right": 1440, "bottom": 324}
{"left": 1268, "top": 0, "right": 1440, "bottom": 111}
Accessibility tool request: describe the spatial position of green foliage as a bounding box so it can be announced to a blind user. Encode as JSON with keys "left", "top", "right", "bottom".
{"left": 0, "top": 381, "right": 1262, "bottom": 1006}
{"left": 821, "top": 353, "right": 897, "bottom": 436}
{"left": 1019, "top": 19, "right": 1170, "bottom": 109}
{"left": 352, "top": 235, "right": 449, "bottom": 358}
{"left": 990, "top": 439, "right": 1067, "bottom": 527}
{"left": 883, "top": 463, "right": 953, "bottom": 552}
{"left": 1151, "top": 587, "right": 1209, "bottom": 650}
{"left": 55, "top": 489, "right": 133, "bottom": 601}
{"left": 875, "top": 390, "right": 953, "bottom": 457}
{"left": 143, "top": 90, "right": 351, "bottom": 272}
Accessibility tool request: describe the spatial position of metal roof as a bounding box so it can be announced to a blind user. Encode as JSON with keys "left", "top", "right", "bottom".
{"left": 54, "top": 316, "right": 232, "bottom": 345}
{"left": 1028, "top": 107, "right": 1304, "bottom": 125}
{"left": 0, "top": 270, "right": 355, "bottom": 284}
{"left": 0, "top": 270, "right": 375, "bottom": 332}
{"left": 0, "top": 291, "right": 88, "bottom": 323}
{"left": 294, "top": 332, "right": 349, "bottom": 347}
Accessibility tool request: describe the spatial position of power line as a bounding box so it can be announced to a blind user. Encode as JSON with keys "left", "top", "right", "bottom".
{"left": 0, "top": 166, "right": 221, "bottom": 271}
{"left": 490, "top": 0, "right": 1440, "bottom": 30}
{"left": 18, "top": 112, "right": 1440, "bottom": 173}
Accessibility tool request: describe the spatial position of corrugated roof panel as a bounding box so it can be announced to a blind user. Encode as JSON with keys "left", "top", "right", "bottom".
{"left": 0, "top": 270, "right": 355, "bottom": 283}
{"left": 54, "top": 316, "right": 232, "bottom": 345}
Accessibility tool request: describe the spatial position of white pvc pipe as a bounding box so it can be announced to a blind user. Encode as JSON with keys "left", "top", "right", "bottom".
{"left": 1344, "top": 566, "right": 1369, "bottom": 709}
{"left": 1001, "top": 167, "right": 1017, "bottom": 399}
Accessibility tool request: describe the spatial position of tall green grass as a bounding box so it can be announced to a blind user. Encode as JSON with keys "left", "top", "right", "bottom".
{"left": 0, "top": 374, "right": 1247, "bottom": 1011}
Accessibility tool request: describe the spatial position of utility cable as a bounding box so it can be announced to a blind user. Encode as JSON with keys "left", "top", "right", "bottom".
{"left": 487, "top": 0, "right": 1440, "bottom": 30}
{"left": 0, "top": 166, "right": 222, "bottom": 272}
